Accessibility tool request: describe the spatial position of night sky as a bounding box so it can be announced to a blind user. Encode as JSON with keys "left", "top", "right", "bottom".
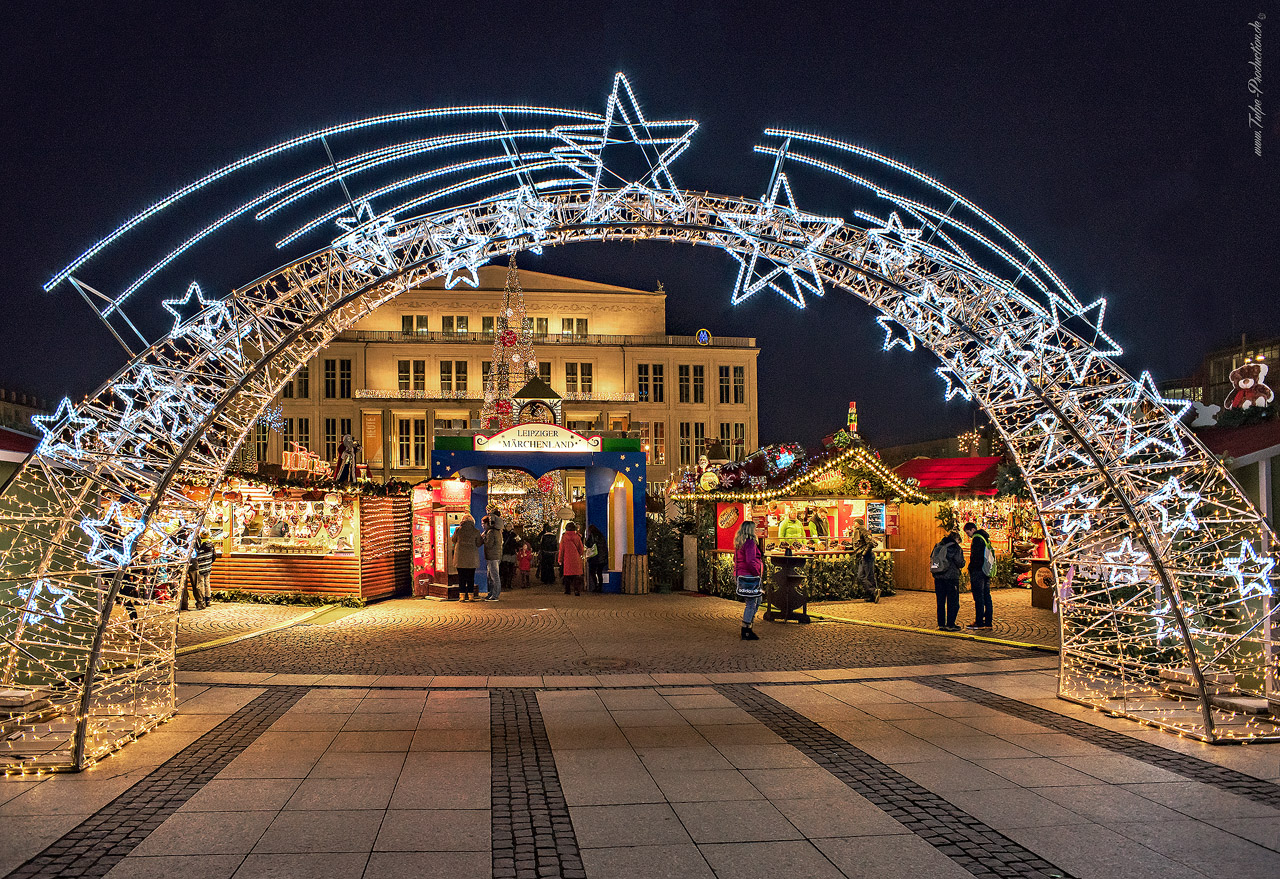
{"left": 2, "top": 1, "right": 1276, "bottom": 450}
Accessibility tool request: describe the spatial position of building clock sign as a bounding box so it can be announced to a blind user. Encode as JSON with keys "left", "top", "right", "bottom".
{"left": 474, "top": 424, "right": 603, "bottom": 453}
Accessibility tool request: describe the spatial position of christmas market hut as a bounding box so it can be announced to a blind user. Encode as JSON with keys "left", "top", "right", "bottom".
{"left": 892, "top": 455, "right": 1046, "bottom": 597}
{"left": 200, "top": 475, "right": 412, "bottom": 602}
{"left": 667, "top": 427, "right": 932, "bottom": 598}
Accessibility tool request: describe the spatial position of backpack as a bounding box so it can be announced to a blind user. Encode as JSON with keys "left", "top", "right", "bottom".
{"left": 979, "top": 535, "right": 995, "bottom": 577}
{"left": 929, "top": 541, "right": 952, "bottom": 575}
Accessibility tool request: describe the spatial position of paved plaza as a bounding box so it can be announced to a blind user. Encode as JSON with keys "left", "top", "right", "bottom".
{"left": 176, "top": 587, "right": 1053, "bottom": 677}
{"left": 2, "top": 589, "right": 1278, "bottom": 879}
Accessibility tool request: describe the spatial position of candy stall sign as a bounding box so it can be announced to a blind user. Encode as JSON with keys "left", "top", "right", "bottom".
{"left": 474, "top": 424, "right": 602, "bottom": 453}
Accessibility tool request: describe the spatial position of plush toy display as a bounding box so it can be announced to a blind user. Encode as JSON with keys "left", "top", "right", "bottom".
{"left": 1224, "top": 362, "right": 1274, "bottom": 410}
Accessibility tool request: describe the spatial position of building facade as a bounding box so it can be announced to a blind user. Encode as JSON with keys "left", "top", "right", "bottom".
{"left": 266, "top": 266, "right": 760, "bottom": 487}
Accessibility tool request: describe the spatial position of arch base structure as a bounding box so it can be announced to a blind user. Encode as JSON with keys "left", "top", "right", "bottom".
{"left": 4, "top": 83, "right": 1279, "bottom": 768}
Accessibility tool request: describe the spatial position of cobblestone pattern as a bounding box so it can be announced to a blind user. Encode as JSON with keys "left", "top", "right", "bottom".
{"left": 812, "top": 588, "right": 1060, "bottom": 647}
{"left": 719, "top": 683, "right": 1077, "bottom": 879}
{"left": 179, "top": 590, "right": 1035, "bottom": 675}
{"left": 7, "top": 687, "right": 309, "bottom": 879}
{"left": 927, "top": 676, "right": 1280, "bottom": 808}
{"left": 491, "top": 688, "right": 585, "bottom": 879}
{"left": 175, "top": 602, "right": 312, "bottom": 648}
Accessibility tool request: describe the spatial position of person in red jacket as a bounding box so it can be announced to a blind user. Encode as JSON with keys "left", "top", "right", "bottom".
{"left": 734, "top": 520, "right": 765, "bottom": 640}
{"left": 557, "top": 522, "right": 587, "bottom": 596}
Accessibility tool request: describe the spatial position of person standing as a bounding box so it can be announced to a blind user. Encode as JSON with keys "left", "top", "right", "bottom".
{"left": 557, "top": 522, "right": 586, "bottom": 596}
{"left": 849, "top": 519, "right": 879, "bottom": 603}
{"left": 451, "top": 514, "right": 482, "bottom": 601}
{"left": 963, "top": 521, "right": 994, "bottom": 630}
{"left": 585, "top": 524, "right": 608, "bottom": 592}
{"left": 500, "top": 525, "right": 518, "bottom": 593}
{"left": 734, "top": 520, "right": 765, "bottom": 640}
{"left": 929, "top": 528, "right": 965, "bottom": 631}
{"left": 195, "top": 536, "right": 217, "bottom": 609}
{"left": 538, "top": 524, "right": 558, "bottom": 584}
{"left": 482, "top": 516, "right": 503, "bottom": 601}
{"left": 516, "top": 538, "right": 533, "bottom": 588}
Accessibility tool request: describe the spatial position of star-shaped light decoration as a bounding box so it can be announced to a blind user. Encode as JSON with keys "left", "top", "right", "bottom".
{"left": 1144, "top": 476, "right": 1201, "bottom": 535}
{"left": 1095, "top": 371, "right": 1191, "bottom": 460}
{"left": 906, "top": 280, "right": 957, "bottom": 339}
{"left": 1046, "top": 489, "right": 1102, "bottom": 541}
{"left": 1101, "top": 536, "right": 1152, "bottom": 589}
{"left": 979, "top": 332, "right": 1037, "bottom": 397}
{"left": 1223, "top": 539, "right": 1276, "bottom": 600}
{"left": 863, "top": 212, "right": 924, "bottom": 275}
{"left": 162, "top": 281, "right": 248, "bottom": 366}
{"left": 32, "top": 397, "right": 97, "bottom": 461}
{"left": 719, "top": 173, "right": 843, "bottom": 308}
{"left": 334, "top": 200, "right": 400, "bottom": 273}
{"left": 112, "top": 366, "right": 206, "bottom": 453}
{"left": 81, "top": 501, "right": 147, "bottom": 567}
{"left": 1032, "top": 412, "right": 1093, "bottom": 469}
{"left": 550, "top": 72, "right": 697, "bottom": 223}
{"left": 428, "top": 214, "right": 488, "bottom": 288}
{"left": 1053, "top": 296, "right": 1122, "bottom": 384}
{"left": 876, "top": 315, "right": 917, "bottom": 352}
{"left": 492, "top": 186, "right": 556, "bottom": 254}
{"left": 161, "top": 281, "right": 217, "bottom": 335}
{"left": 935, "top": 364, "right": 973, "bottom": 402}
{"left": 16, "top": 578, "right": 73, "bottom": 624}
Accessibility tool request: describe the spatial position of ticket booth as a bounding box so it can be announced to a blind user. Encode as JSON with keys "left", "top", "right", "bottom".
{"left": 411, "top": 478, "right": 473, "bottom": 599}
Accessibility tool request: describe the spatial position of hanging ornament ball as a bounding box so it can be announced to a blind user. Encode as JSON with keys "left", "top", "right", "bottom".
{"left": 505, "top": 308, "right": 514, "bottom": 317}
{"left": 500, "top": 329, "right": 518, "bottom": 346}
{"left": 511, "top": 354, "right": 521, "bottom": 364}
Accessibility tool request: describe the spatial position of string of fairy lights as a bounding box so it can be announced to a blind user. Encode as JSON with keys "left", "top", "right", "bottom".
{"left": 1, "top": 73, "right": 1276, "bottom": 773}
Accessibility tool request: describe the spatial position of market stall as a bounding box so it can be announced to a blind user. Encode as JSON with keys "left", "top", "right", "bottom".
{"left": 670, "top": 432, "right": 931, "bottom": 598}
{"left": 892, "top": 456, "right": 1046, "bottom": 597}
{"left": 205, "top": 481, "right": 410, "bottom": 601}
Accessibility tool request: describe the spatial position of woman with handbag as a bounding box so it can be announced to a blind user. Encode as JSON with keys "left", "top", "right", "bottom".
{"left": 734, "top": 520, "right": 765, "bottom": 640}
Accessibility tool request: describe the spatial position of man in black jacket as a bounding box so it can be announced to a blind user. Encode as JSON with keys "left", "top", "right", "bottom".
{"left": 964, "top": 521, "right": 994, "bottom": 630}
{"left": 930, "top": 528, "right": 965, "bottom": 631}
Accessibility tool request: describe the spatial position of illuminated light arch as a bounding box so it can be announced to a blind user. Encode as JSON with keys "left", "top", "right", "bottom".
{"left": 2, "top": 74, "right": 1277, "bottom": 770}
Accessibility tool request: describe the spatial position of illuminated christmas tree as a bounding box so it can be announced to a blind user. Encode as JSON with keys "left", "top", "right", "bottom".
{"left": 481, "top": 254, "right": 537, "bottom": 429}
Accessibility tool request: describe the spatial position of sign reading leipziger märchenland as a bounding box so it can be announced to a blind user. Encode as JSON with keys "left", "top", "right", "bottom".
{"left": 473, "top": 424, "right": 602, "bottom": 453}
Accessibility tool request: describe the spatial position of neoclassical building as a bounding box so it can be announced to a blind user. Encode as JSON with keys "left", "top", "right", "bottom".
{"left": 263, "top": 266, "right": 760, "bottom": 486}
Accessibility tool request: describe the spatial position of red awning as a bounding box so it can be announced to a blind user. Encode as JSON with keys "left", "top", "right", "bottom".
{"left": 1194, "top": 419, "right": 1280, "bottom": 461}
{"left": 893, "top": 456, "right": 1001, "bottom": 496}
{"left": 0, "top": 427, "right": 38, "bottom": 463}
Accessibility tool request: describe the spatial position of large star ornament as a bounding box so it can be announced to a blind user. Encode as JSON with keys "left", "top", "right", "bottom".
{"left": 551, "top": 73, "right": 697, "bottom": 222}
{"left": 720, "top": 173, "right": 843, "bottom": 308}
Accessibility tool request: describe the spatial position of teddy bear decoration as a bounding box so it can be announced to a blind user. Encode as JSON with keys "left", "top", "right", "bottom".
{"left": 1224, "top": 361, "right": 1274, "bottom": 411}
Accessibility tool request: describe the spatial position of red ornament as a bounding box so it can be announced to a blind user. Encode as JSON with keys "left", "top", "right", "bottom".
{"left": 499, "top": 329, "right": 518, "bottom": 347}
{"left": 496, "top": 399, "right": 512, "bottom": 415}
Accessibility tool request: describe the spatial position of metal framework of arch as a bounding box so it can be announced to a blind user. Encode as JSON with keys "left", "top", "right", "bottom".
{"left": 2, "top": 74, "right": 1276, "bottom": 770}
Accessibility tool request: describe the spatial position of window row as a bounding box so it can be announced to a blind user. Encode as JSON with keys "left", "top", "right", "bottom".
{"left": 402, "top": 315, "right": 589, "bottom": 336}
{"left": 282, "top": 358, "right": 747, "bottom": 403}
{"left": 638, "top": 364, "right": 746, "bottom": 404}
{"left": 282, "top": 361, "right": 351, "bottom": 400}
{"left": 677, "top": 421, "right": 749, "bottom": 465}
{"left": 269, "top": 415, "right": 745, "bottom": 471}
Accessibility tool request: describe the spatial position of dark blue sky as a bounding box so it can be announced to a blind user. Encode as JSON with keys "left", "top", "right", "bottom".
{"left": 1, "top": 1, "right": 1275, "bottom": 448}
